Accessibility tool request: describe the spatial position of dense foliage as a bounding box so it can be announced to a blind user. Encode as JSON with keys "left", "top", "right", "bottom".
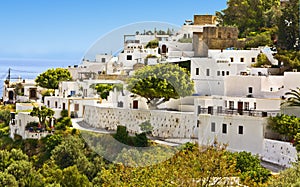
{"left": 145, "top": 39, "right": 159, "bottom": 48}
{"left": 127, "top": 63, "right": 194, "bottom": 109}
{"left": 252, "top": 53, "right": 272, "bottom": 67}
{"left": 217, "top": 0, "right": 281, "bottom": 37}
{"left": 268, "top": 114, "right": 300, "bottom": 141}
{"left": 269, "top": 160, "right": 300, "bottom": 186}
{"left": 0, "top": 116, "right": 277, "bottom": 186}
{"left": 30, "top": 106, "right": 54, "bottom": 129}
{"left": 90, "top": 83, "right": 123, "bottom": 100}
{"left": 277, "top": 0, "right": 300, "bottom": 50}
{"left": 268, "top": 114, "right": 300, "bottom": 151}
{"left": 275, "top": 50, "right": 300, "bottom": 70}
{"left": 35, "top": 68, "right": 72, "bottom": 89}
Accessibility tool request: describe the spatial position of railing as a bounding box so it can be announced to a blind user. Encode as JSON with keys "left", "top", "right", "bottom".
{"left": 198, "top": 108, "right": 280, "bottom": 117}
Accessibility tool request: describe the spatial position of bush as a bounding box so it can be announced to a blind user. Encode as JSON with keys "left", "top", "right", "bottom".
{"left": 252, "top": 53, "right": 272, "bottom": 67}
{"left": 113, "top": 126, "right": 149, "bottom": 147}
{"left": 145, "top": 39, "right": 159, "bottom": 48}
{"left": 55, "top": 117, "right": 72, "bottom": 131}
{"left": 60, "top": 110, "right": 68, "bottom": 118}
{"left": 234, "top": 151, "right": 271, "bottom": 184}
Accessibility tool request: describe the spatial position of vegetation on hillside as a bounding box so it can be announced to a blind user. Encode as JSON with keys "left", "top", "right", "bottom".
{"left": 217, "top": 0, "right": 299, "bottom": 70}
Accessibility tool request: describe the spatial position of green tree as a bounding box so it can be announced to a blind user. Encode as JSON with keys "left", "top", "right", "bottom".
{"left": 0, "top": 172, "right": 18, "bottom": 187}
{"left": 99, "top": 143, "right": 240, "bottom": 186}
{"left": 275, "top": 50, "right": 300, "bottom": 70}
{"left": 252, "top": 53, "right": 272, "bottom": 67}
{"left": 268, "top": 114, "right": 300, "bottom": 141}
{"left": 234, "top": 151, "right": 271, "bottom": 185}
{"left": 145, "top": 39, "right": 159, "bottom": 48}
{"left": 35, "top": 68, "right": 72, "bottom": 89}
{"left": 139, "top": 120, "right": 153, "bottom": 134}
{"left": 127, "top": 63, "right": 194, "bottom": 109}
{"left": 277, "top": 0, "right": 300, "bottom": 50}
{"left": 91, "top": 83, "right": 123, "bottom": 99}
{"left": 50, "top": 135, "right": 85, "bottom": 169}
{"left": 217, "top": 0, "right": 280, "bottom": 37}
{"left": 30, "top": 106, "right": 54, "bottom": 129}
{"left": 0, "top": 110, "right": 11, "bottom": 126}
{"left": 60, "top": 165, "right": 91, "bottom": 187}
{"left": 245, "top": 31, "right": 273, "bottom": 49}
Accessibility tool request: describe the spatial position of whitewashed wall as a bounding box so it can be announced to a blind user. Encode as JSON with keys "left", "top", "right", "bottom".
{"left": 10, "top": 112, "right": 38, "bottom": 139}
{"left": 83, "top": 106, "right": 197, "bottom": 138}
{"left": 262, "top": 139, "right": 298, "bottom": 167}
{"left": 198, "top": 114, "right": 267, "bottom": 155}
{"left": 281, "top": 106, "right": 300, "bottom": 118}
{"left": 24, "top": 131, "right": 52, "bottom": 139}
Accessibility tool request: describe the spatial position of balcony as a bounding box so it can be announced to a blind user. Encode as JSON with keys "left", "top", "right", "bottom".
{"left": 198, "top": 108, "right": 280, "bottom": 118}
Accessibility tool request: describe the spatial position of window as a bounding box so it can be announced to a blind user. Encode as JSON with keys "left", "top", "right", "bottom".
{"left": 217, "top": 71, "right": 220, "bottom": 76}
{"left": 222, "top": 123, "right": 227, "bottom": 134}
{"left": 240, "top": 58, "right": 244, "bottom": 62}
{"left": 254, "top": 102, "right": 257, "bottom": 109}
{"left": 248, "top": 87, "right": 253, "bottom": 94}
{"left": 226, "top": 71, "right": 229, "bottom": 75}
{"left": 196, "top": 68, "right": 199, "bottom": 75}
{"left": 197, "top": 106, "right": 201, "bottom": 115}
{"left": 74, "top": 104, "right": 79, "bottom": 111}
{"left": 101, "top": 58, "right": 106, "bottom": 63}
{"left": 70, "top": 90, "right": 76, "bottom": 96}
{"left": 222, "top": 71, "right": 225, "bottom": 76}
{"left": 227, "top": 32, "right": 231, "bottom": 38}
{"left": 127, "top": 55, "right": 132, "bottom": 60}
{"left": 238, "top": 126, "right": 244, "bottom": 134}
{"left": 197, "top": 120, "right": 200, "bottom": 128}
{"left": 230, "top": 57, "right": 234, "bottom": 62}
{"left": 47, "top": 100, "right": 50, "bottom": 107}
{"left": 251, "top": 57, "right": 256, "bottom": 63}
{"left": 218, "top": 32, "right": 222, "bottom": 38}
{"left": 229, "top": 101, "right": 234, "bottom": 109}
{"left": 224, "top": 100, "right": 227, "bottom": 108}
{"left": 206, "top": 69, "right": 210, "bottom": 76}
{"left": 244, "top": 102, "right": 249, "bottom": 110}
{"left": 217, "top": 106, "right": 222, "bottom": 113}
{"left": 211, "top": 122, "right": 216, "bottom": 132}
{"left": 55, "top": 101, "right": 58, "bottom": 108}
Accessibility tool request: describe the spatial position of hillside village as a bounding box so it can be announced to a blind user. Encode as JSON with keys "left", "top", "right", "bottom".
{"left": 2, "top": 13, "right": 300, "bottom": 171}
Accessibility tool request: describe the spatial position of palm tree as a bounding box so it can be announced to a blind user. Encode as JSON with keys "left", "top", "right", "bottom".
{"left": 283, "top": 87, "right": 300, "bottom": 106}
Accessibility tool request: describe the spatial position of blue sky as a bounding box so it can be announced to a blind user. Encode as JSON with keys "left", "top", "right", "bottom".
{"left": 0, "top": 0, "right": 227, "bottom": 61}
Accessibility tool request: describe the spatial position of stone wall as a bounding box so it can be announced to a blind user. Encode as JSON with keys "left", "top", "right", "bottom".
{"left": 194, "top": 15, "right": 216, "bottom": 25}
{"left": 262, "top": 139, "right": 298, "bottom": 167}
{"left": 83, "top": 106, "right": 197, "bottom": 138}
{"left": 203, "top": 27, "right": 243, "bottom": 49}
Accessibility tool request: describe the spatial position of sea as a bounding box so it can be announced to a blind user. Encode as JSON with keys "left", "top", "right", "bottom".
{"left": 0, "top": 58, "right": 79, "bottom": 97}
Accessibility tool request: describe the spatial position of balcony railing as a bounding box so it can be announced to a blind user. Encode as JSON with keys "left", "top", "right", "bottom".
{"left": 198, "top": 108, "right": 280, "bottom": 118}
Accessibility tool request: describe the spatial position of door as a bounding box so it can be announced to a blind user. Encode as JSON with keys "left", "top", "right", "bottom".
{"left": 208, "top": 106, "right": 213, "bottom": 115}
{"left": 8, "top": 91, "right": 14, "bottom": 100}
{"left": 238, "top": 101, "right": 243, "bottom": 115}
{"left": 29, "top": 88, "right": 37, "bottom": 99}
{"left": 133, "top": 100, "right": 138, "bottom": 109}
{"left": 162, "top": 45, "right": 167, "bottom": 54}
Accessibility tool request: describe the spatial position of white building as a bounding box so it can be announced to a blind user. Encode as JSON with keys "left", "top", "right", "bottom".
{"left": 3, "top": 79, "right": 42, "bottom": 104}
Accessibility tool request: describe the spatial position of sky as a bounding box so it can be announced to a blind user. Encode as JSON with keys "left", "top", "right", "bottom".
{"left": 0, "top": 0, "right": 227, "bottom": 62}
